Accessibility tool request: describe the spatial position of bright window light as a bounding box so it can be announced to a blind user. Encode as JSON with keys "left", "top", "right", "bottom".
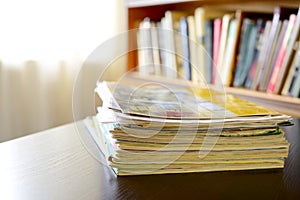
{"left": 0, "top": 0, "right": 123, "bottom": 66}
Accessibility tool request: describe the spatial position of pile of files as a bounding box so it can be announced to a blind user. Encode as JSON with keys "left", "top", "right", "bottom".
{"left": 84, "top": 80, "right": 292, "bottom": 176}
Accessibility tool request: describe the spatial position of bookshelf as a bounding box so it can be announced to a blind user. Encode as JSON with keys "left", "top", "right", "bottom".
{"left": 126, "top": 0, "right": 300, "bottom": 118}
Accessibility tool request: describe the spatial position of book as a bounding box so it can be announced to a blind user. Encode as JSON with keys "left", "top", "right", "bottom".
{"left": 161, "top": 13, "right": 177, "bottom": 78}
{"left": 258, "top": 6, "right": 288, "bottom": 91}
{"left": 251, "top": 20, "right": 272, "bottom": 90}
{"left": 137, "top": 17, "right": 154, "bottom": 75}
{"left": 89, "top": 80, "right": 292, "bottom": 176}
{"left": 258, "top": 20, "right": 283, "bottom": 91}
{"left": 267, "top": 13, "right": 298, "bottom": 93}
{"left": 95, "top": 81, "right": 291, "bottom": 121}
{"left": 212, "top": 18, "right": 222, "bottom": 84}
{"left": 233, "top": 18, "right": 256, "bottom": 87}
{"left": 215, "top": 13, "right": 234, "bottom": 86}
{"left": 219, "top": 18, "right": 239, "bottom": 86}
{"left": 179, "top": 17, "right": 191, "bottom": 80}
{"left": 218, "top": 10, "right": 264, "bottom": 86}
{"left": 164, "top": 10, "right": 177, "bottom": 74}
{"left": 285, "top": 40, "right": 300, "bottom": 97}
{"left": 204, "top": 19, "right": 213, "bottom": 83}
{"left": 161, "top": 10, "right": 187, "bottom": 78}
{"left": 187, "top": 15, "right": 200, "bottom": 83}
{"left": 267, "top": 19, "right": 289, "bottom": 90}
{"left": 220, "top": 10, "right": 250, "bottom": 86}
{"left": 244, "top": 19, "right": 266, "bottom": 88}
{"left": 275, "top": 12, "right": 300, "bottom": 94}
{"left": 231, "top": 11, "right": 273, "bottom": 87}
{"left": 157, "top": 21, "right": 167, "bottom": 75}
{"left": 86, "top": 113, "right": 289, "bottom": 176}
{"left": 194, "top": 7, "right": 228, "bottom": 84}
{"left": 150, "top": 22, "right": 161, "bottom": 76}
{"left": 281, "top": 39, "right": 300, "bottom": 96}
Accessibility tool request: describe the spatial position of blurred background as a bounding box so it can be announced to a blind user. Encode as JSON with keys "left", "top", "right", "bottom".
{"left": 0, "top": 0, "right": 127, "bottom": 142}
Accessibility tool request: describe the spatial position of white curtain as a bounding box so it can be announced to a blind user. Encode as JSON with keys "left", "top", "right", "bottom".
{"left": 0, "top": 0, "right": 127, "bottom": 142}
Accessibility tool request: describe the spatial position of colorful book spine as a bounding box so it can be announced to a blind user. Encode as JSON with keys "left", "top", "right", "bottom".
{"left": 204, "top": 19, "right": 213, "bottom": 83}
{"left": 258, "top": 20, "right": 282, "bottom": 91}
{"left": 212, "top": 18, "right": 222, "bottom": 84}
{"left": 220, "top": 18, "right": 239, "bottom": 86}
{"left": 258, "top": 6, "right": 282, "bottom": 91}
{"left": 285, "top": 42, "right": 300, "bottom": 97}
{"left": 267, "top": 14, "right": 297, "bottom": 93}
{"left": 267, "top": 19, "right": 289, "bottom": 91}
{"left": 244, "top": 19, "right": 266, "bottom": 89}
{"left": 215, "top": 13, "right": 233, "bottom": 86}
{"left": 233, "top": 18, "right": 255, "bottom": 87}
{"left": 273, "top": 7, "right": 300, "bottom": 94}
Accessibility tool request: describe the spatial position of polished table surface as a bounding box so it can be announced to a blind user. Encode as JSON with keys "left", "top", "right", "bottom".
{"left": 0, "top": 118, "right": 299, "bottom": 200}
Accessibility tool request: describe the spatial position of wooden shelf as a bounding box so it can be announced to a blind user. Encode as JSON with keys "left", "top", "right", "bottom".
{"left": 127, "top": 0, "right": 299, "bottom": 9}
{"left": 127, "top": 0, "right": 196, "bottom": 8}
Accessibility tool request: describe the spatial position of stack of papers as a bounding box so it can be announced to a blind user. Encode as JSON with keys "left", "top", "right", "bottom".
{"left": 84, "top": 81, "right": 292, "bottom": 176}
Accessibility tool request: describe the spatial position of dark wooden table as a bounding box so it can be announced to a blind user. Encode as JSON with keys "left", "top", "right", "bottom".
{"left": 0, "top": 118, "right": 299, "bottom": 200}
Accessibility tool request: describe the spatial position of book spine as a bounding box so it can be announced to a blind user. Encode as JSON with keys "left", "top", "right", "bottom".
{"left": 212, "top": 18, "right": 222, "bottom": 84}
{"left": 220, "top": 18, "right": 239, "bottom": 86}
{"left": 204, "top": 19, "right": 213, "bottom": 83}
{"left": 281, "top": 32, "right": 299, "bottom": 95}
{"left": 233, "top": 18, "right": 255, "bottom": 87}
{"left": 194, "top": 8, "right": 206, "bottom": 84}
{"left": 257, "top": 7, "right": 281, "bottom": 91}
{"left": 259, "top": 20, "right": 282, "bottom": 91}
{"left": 215, "top": 14, "right": 233, "bottom": 86}
{"left": 268, "top": 20, "right": 289, "bottom": 93}
{"left": 273, "top": 8, "right": 300, "bottom": 94}
{"left": 244, "top": 19, "right": 266, "bottom": 89}
{"left": 267, "top": 14, "right": 297, "bottom": 93}
{"left": 251, "top": 20, "right": 272, "bottom": 90}
{"left": 157, "top": 20, "right": 168, "bottom": 77}
{"left": 187, "top": 15, "right": 200, "bottom": 83}
{"left": 179, "top": 17, "right": 191, "bottom": 80}
{"left": 286, "top": 42, "right": 300, "bottom": 97}
{"left": 164, "top": 11, "right": 178, "bottom": 78}
{"left": 150, "top": 22, "right": 161, "bottom": 76}
{"left": 137, "top": 18, "right": 154, "bottom": 75}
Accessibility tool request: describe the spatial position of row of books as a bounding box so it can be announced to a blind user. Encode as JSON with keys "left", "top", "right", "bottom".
{"left": 136, "top": 6, "right": 300, "bottom": 98}
{"left": 84, "top": 79, "right": 292, "bottom": 176}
